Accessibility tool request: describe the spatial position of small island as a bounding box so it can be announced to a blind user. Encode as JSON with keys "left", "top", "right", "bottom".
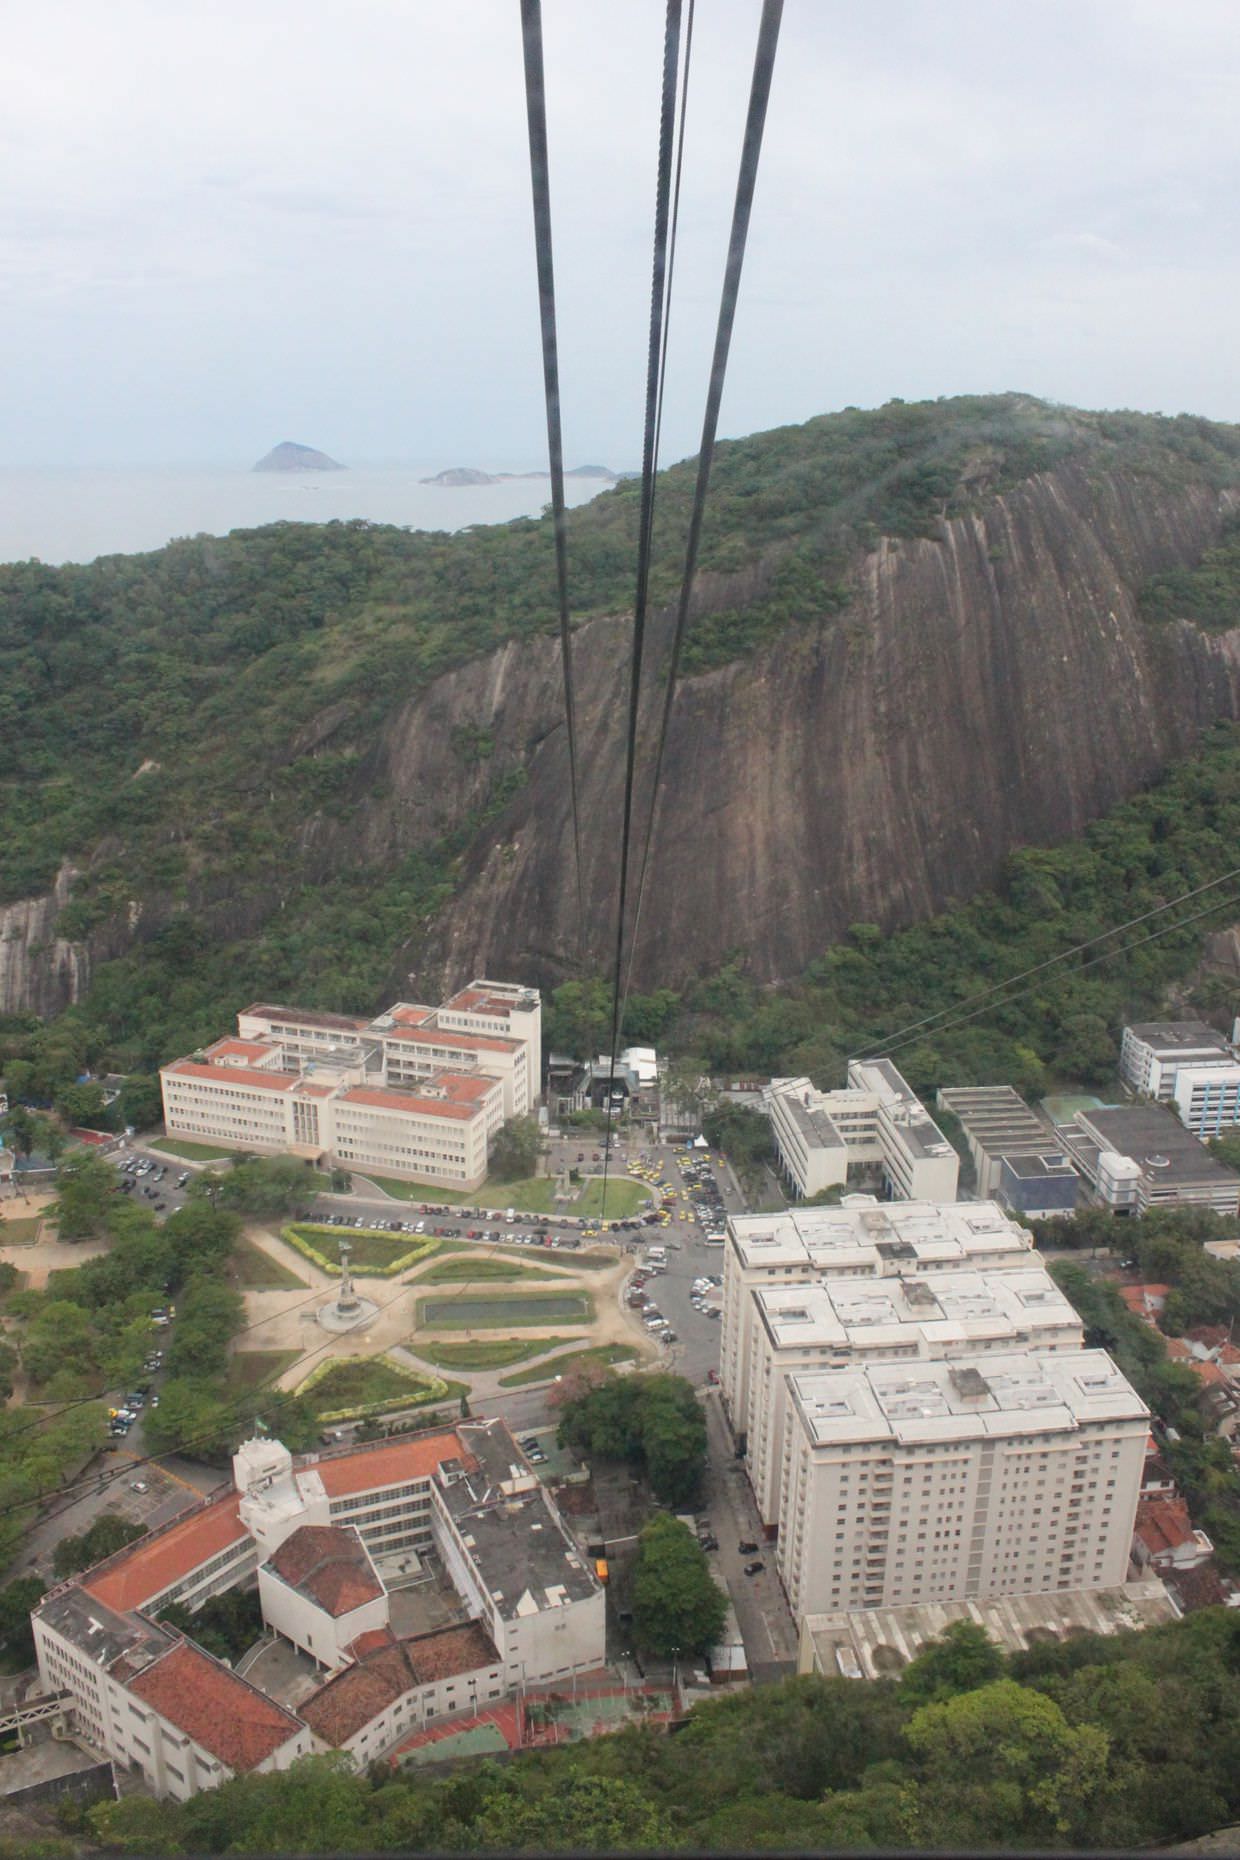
{"left": 421, "top": 463, "right": 618, "bottom": 486}
{"left": 253, "top": 441, "right": 345, "bottom": 473}
{"left": 420, "top": 467, "right": 500, "bottom": 486}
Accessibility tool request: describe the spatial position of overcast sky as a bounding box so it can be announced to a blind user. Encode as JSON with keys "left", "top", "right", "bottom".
{"left": 5, "top": 0, "right": 1239, "bottom": 467}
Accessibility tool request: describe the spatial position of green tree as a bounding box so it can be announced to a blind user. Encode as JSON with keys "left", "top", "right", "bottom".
{"left": 53, "top": 1150, "right": 117, "bottom": 1240}
{"left": 469, "top": 1774, "right": 675, "bottom": 1852}
{"left": 187, "top": 1155, "right": 308, "bottom": 1217}
{"left": 54, "top": 1514, "right": 147, "bottom": 1579}
{"left": 53, "top": 1081, "right": 111, "bottom": 1128}
{"left": 899, "top": 1620, "right": 1004, "bottom": 1707}
{"left": 489, "top": 1115, "right": 542, "bottom": 1183}
{"left": 0, "top": 1576, "right": 46, "bottom": 1667}
{"left": 119, "top": 1073, "right": 163, "bottom": 1131}
{"left": 631, "top": 1514, "right": 728, "bottom": 1657}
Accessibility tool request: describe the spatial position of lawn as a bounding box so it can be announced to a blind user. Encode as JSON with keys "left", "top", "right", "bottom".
{"left": 229, "top": 1238, "right": 307, "bottom": 1291}
{"left": 417, "top": 1292, "right": 593, "bottom": 1331}
{"left": 299, "top": 1356, "right": 444, "bottom": 1417}
{"left": 347, "top": 1173, "right": 648, "bottom": 1220}
{"left": 409, "top": 1336, "right": 572, "bottom": 1370}
{"left": 286, "top": 1224, "right": 436, "bottom": 1274}
{"left": 416, "top": 1257, "right": 562, "bottom": 1285}
{"left": 0, "top": 1218, "right": 42, "bottom": 1246}
{"left": 228, "top": 1349, "right": 301, "bottom": 1392}
{"left": 498, "top": 1343, "right": 639, "bottom": 1388}
{"left": 432, "top": 1238, "right": 619, "bottom": 1271}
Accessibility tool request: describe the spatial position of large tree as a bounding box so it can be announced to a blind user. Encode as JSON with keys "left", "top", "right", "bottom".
{"left": 631, "top": 1514, "right": 728, "bottom": 1658}
{"left": 54, "top": 1149, "right": 118, "bottom": 1240}
{"left": 488, "top": 1115, "right": 542, "bottom": 1183}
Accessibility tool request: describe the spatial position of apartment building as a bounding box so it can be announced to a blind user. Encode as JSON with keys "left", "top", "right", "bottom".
{"left": 765, "top": 1060, "right": 959, "bottom": 1204}
{"left": 161, "top": 978, "right": 540, "bottom": 1190}
{"left": 32, "top": 1422, "right": 603, "bottom": 1801}
{"left": 720, "top": 1199, "right": 1039, "bottom": 1438}
{"left": 776, "top": 1350, "right": 1147, "bottom": 1618}
{"left": 744, "top": 1267, "right": 1083, "bottom": 1530}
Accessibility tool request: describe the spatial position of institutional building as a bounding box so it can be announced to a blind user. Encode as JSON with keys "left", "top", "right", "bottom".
{"left": 744, "top": 1267, "right": 1083, "bottom": 1529}
{"left": 1119, "top": 1021, "right": 1240, "bottom": 1134}
{"left": 720, "top": 1199, "right": 1040, "bottom": 1443}
{"left": 765, "top": 1059, "right": 959, "bottom": 1204}
{"left": 32, "top": 1422, "right": 603, "bottom": 1801}
{"left": 935, "top": 1084, "right": 1056, "bottom": 1197}
{"left": 159, "top": 981, "right": 541, "bottom": 1190}
{"left": 775, "top": 1349, "right": 1147, "bottom": 1618}
{"left": 1056, "top": 1104, "right": 1240, "bottom": 1216}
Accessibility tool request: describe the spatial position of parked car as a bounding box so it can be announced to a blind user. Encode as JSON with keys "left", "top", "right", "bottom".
{"left": 738, "top": 1540, "right": 759, "bottom": 1555}
{"left": 744, "top": 1561, "right": 765, "bottom": 1576}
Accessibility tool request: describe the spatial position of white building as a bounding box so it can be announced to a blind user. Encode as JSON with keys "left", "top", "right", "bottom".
{"left": 744, "top": 1267, "right": 1083, "bottom": 1530}
{"left": 160, "top": 978, "right": 541, "bottom": 1191}
{"left": 935, "top": 1085, "right": 1054, "bottom": 1196}
{"left": 720, "top": 1199, "right": 1039, "bottom": 1442}
{"left": 31, "top": 1421, "right": 603, "bottom": 1800}
{"left": 766, "top": 1059, "right": 958, "bottom": 1204}
{"left": 776, "top": 1349, "right": 1147, "bottom": 1619}
{"left": 1058, "top": 1105, "right": 1240, "bottom": 1216}
{"left": 1119, "top": 1020, "right": 1240, "bottom": 1118}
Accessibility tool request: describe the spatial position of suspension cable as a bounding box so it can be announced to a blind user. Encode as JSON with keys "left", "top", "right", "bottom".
{"left": 621, "top": 0, "right": 784, "bottom": 1025}
{"left": 852, "top": 861, "right": 1240, "bottom": 1062}
{"left": 599, "top": 0, "right": 686, "bottom": 1210}
{"left": 520, "top": 0, "right": 586, "bottom": 945}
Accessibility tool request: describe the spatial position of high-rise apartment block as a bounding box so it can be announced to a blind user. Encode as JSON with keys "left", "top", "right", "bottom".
{"left": 776, "top": 1351, "right": 1147, "bottom": 1617}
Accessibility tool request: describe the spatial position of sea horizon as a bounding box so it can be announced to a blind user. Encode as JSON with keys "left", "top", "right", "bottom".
{"left": 0, "top": 461, "right": 612, "bottom": 568}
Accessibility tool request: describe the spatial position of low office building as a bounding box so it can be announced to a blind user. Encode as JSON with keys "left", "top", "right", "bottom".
{"left": 1058, "top": 1104, "right": 1240, "bottom": 1216}
{"left": 995, "top": 1151, "right": 1080, "bottom": 1220}
{"left": 744, "top": 1267, "right": 1083, "bottom": 1529}
{"left": 775, "top": 1350, "right": 1147, "bottom": 1619}
{"left": 32, "top": 1421, "right": 603, "bottom": 1801}
{"left": 720, "top": 1199, "right": 1039, "bottom": 1439}
{"left": 936, "top": 1085, "right": 1053, "bottom": 1196}
{"left": 766, "top": 1060, "right": 959, "bottom": 1204}
{"left": 161, "top": 977, "right": 541, "bottom": 1189}
{"left": 1120, "top": 1020, "right": 1240, "bottom": 1136}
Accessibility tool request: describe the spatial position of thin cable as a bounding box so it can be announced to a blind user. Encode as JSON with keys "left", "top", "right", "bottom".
{"left": 600, "top": 0, "right": 685, "bottom": 1210}
{"left": 520, "top": 0, "right": 586, "bottom": 946}
{"left": 852, "top": 862, "right": 1240, "bottom": 1063}
{"left": 621, "top": 0, "right": 784, "bottom": 1021}
{"left": 873, "top": 884, "right": 1240, "bottom": 1065}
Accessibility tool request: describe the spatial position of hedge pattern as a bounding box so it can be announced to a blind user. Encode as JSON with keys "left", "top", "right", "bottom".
{"left": 295, "top": 1352, "right": 449, "bottom": 1421}
{"left": 280, "top": 1223, "right": 438, "bottom": 1278}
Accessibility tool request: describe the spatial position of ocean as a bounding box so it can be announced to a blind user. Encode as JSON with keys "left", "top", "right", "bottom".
{"left": 0, "top": 464, "right": 608, "bottom": 567}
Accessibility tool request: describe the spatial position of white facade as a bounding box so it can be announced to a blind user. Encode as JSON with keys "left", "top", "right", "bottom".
{"left": 776, "top": 1350, "right": 1147, "bottom": 1618}
{"left": 721, "top": 1199, "right": 1038, "bottom": 1441}
{"left": 765, "top": 1062, "right": 958, "bottom": 1204}
{"left": 162, "top": 977, "right": 539, "bottom": 1189}
{"left": 1120, "top": 1020, "right": 1238, "bottom": 1106}
{"left": 745, "top": 1268, "right": 1083, "bottom": 1529}
{"left": 1172, "top": 1064, "right": 1240, "bottom": 1137}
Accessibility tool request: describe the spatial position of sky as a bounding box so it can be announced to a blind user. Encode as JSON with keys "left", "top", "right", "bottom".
{"left": 4, "top": 0, "right": 1240, "bottom": 467}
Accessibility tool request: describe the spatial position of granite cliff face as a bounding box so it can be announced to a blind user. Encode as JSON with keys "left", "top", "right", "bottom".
{"left": 386, "top": 460, "right": 1240, "bottom": 993}
{"left": 5, "top": 455, "right": 1240, "bottom": 1018}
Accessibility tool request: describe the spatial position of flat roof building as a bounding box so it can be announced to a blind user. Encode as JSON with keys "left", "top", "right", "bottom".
{"left": 1059, "top": 1104, "right": 1240, "bottom": 1216}
{"left": 995, "top": 1151, "right": 1080, "bottom": 1221}
{"left": 745, "top": 1266, "right": 1083, "bottom": 1528}
{"left": 766, "top": 1059, "right": 958, "bottom": 1205}
{"left": 936, "top": 1085, "right": 1053, "bottom": 1196}
{"left": 720, "top": 1199, "right": 1039, "bottom": 1436}
{"left": 776, "top": 1349, "right": 1147, "bottom": 1618}
{"left": 1120, "top": 1021, "right": 1240, "bottom": 1137}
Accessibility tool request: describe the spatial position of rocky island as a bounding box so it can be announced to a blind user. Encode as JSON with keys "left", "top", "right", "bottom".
{"left": 421, "top": 463, "right": 617, "bottom": 486}
{"left": 253, "top": 441, "right": 345, "bottom": 473}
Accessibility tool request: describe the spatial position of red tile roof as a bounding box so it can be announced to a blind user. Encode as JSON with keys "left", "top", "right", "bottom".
{"left": 313, "top": 1432, "right": 468, "bottom": 1500}
{"left": 300, "top": 1623, "right": 499, "bottom": 1747}
{"left": 128, "top": 1640, "right": 302, "bottom": 1773}
{"left": 339, "top": 1082, "right": 489, "bottom": 1121}
{"left": 84, "top": 1495, "right": 248, "bottom": 1612}
{"left": 205, "top": 1038, "right": 279, "bottom": 1063}
{"left": 165, "top": 1060, "right": 299, "bottom": 1093}
{"left": 381, "top": 1024, "right": 518, "bottom": 1055}
{"left": 389, "top": 1005, "right": 434, "bottom": 1026}
{"left": 266, "top": 1525, "right": 383, "bottom": 1618}
{"left": 1135, "top": 1495, "right": 1197, "bottom": 1557}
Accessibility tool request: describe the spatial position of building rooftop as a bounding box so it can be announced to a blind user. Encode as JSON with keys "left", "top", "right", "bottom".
{"left": 850, "top": 1058, "right": 956, "bottom": 1161}
{"left": 440, "top": 1422, "right": 599, "bottom": 1620}
{"left": 802, "top": 1579, "right": 1177, "bottom": 1680}
{"left": 998, "top": 1150, "right": 1077, "bottom": 1179}
{"left": 338, "top": 1073, "right": 494, "bottom": 1121}
{"left": 242, "top": 1004, "right": 372, "bottom": 1034}
{"left": 372, "top": 1022, "right": 520, "bottom": 1055}
{"left": 729, "top": 1199, "right": 1036, "bottom": 1273}
{"left": 299, "top": 1623, "right": 499, "bottom": 1747}
{"left": 264, "top": 1525, "right": 384, "bottom": 1619}
{"left": 442, "top": 982, "right": 540, "bottom": 1018}
{"left": 164, "top": 1059, "right": 303, "bottom": 1094}
{"left": 128, "top": 1640, "right": 303, "bottom": 1774}
{"left": 1080, "top": 1105, "right": 1240, "bottom": 1190}
{"left": 787, "top": 1347, "right": 1146, "bottom": 1448}
{"left": 310, "top": 1431, "right": 472, "bottom": 1501}
{"left": 38, "top": 1587, "right": 171, "bottom": 1678}
{"left": 937, "top": 1084, "right": 1050, "bottom": 1149}
{"left": 82, "top": 1495, "right": 247, "bottom": 1613}
{"left": 1127, "top": 1021, "right": 1233, "bottom": 1053}
{"left": 755, "top": 1267, "right": 1079, "bottom": 1357}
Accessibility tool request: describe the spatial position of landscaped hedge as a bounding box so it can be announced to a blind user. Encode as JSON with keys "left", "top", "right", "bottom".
{"left": 295, "top": 1352, "right": 449, "bottom": 1421}
{"left": 280, "top": 1223, "right": 437, "bottom": 1277}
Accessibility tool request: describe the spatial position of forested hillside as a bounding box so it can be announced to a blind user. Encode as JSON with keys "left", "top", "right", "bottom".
{"left": 4, "top": 393, "right": 1240, "bottom": 1052}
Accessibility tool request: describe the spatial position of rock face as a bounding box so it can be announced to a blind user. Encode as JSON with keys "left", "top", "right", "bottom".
{"left": 253, "top": 441, "right": 344, "bottom": 473}
{"left": 7, "top": 457, "right": 1240, "bottom": 1017}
